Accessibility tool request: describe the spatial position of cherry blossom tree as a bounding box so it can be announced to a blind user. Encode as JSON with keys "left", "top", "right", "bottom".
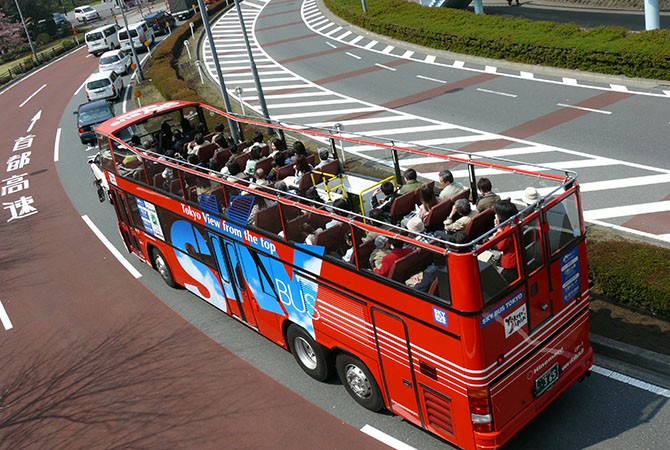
{"left": 0, "top": 10, "right": 24, "bottom": 55}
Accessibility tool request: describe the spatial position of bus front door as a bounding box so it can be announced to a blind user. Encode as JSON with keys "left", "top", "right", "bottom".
{"left": 109, "top": 189, "right": 141, "bottom": 255}
{"left": 372, "top": 309, "right": 422, "bottom": 427}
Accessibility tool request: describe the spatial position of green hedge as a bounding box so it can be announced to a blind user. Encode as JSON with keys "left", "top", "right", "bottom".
{"left": 324, "top": 0, "right": 670, "bottom": 80}
{"left": 589, "top": 237, "right": 670, "bottom": 318}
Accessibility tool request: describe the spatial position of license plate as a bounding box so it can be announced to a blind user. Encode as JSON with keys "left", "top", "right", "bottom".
{"left": 533, "top": 363, "right": 561, "bottom": 397}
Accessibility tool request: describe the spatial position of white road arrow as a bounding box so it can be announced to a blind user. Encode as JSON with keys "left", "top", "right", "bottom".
{"left": 27, "top": 110, "right": 42, "bottom": 133}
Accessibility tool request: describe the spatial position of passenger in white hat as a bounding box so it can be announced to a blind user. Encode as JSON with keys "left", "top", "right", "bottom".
{"left": 522, "top": 187, "right": 539, "bottom": 206}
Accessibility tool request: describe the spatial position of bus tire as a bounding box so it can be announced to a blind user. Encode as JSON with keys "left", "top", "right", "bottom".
{"left": 336, "top": 353, "right": 384, "bottom": 412}
{"left": 152, "top": 248, "right": 176, "bottom": 288}
{"left": 286, "top": 324, "right": 332, "bottom": 381}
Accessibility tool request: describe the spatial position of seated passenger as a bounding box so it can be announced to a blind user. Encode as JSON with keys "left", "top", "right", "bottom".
{"left": 398, "top": 168, "right": 422, "bottom": 194}
{"left": 269, "top": 137, "right": 287, "bottom": 158}
{"left": 314, "top": 148, "right": 334, "bottom": 169}
{"left": 244, "top": 145, "right": 262, "bottom": 176}
{"left": 475, "top": 177, "right": 501, "bottom": 212}
{"left": 493, "top": 200, "right": 519, "bottom": 283}
{"left": 371, "top": 181, "right": 398, "bottom": 217}
{"left": 444, "top": 198, "right": 477, "bottom": 233}
{"left": 411, "top": 231, "right": 467, "bottom": 293}
{"left": 369, "top": 235, "right": 391, "bottom": 271}
{"left": 374, "top": 239, "right": 412, "bottom": 277}
{"left": 186, "top": 133, "right": 210, "bottom": 156}
{"left": 417, "top": 184, "right": 437, "bottom": 223}
{"left": 438, "top": 169, "right": 465, "bottom": 202}
{"left": 301, "top": 222, "right": 322, "bottom": 245}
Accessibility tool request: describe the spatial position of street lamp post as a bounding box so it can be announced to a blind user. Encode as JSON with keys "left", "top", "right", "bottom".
{"left": 13, "top": 0, "right": 38, "bottom": 64}
{"left": 118, "top": 2, "right": 144, "bottom": 82}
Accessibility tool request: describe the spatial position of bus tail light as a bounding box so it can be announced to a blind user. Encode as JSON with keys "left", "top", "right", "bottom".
{"left": 468, "top": 387, "right": 493, "bottom": 432}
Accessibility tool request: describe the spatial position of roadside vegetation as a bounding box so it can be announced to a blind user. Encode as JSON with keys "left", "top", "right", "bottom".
{"left": 324, "top": 0, "right": 670, "bottom": 80}
{"left": 134, "top": 2, "right": 670, "bottom": 320}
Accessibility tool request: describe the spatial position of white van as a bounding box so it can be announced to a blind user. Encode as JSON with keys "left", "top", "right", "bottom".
{"left": 118, "top": 21, "right": 155, "bottom": 52}
{"left": 85, "top": 24, "right": 120, "bottom": 56}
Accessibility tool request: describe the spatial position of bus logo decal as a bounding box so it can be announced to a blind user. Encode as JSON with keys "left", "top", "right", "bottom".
{"left": 481, "top": 290, "right": 524, "bottom": 328}
{"left": 503, "top": 304, "right": 527, "bottom": 338}
{"left": 432, "top": 306, "right": 448, "bottom": 327}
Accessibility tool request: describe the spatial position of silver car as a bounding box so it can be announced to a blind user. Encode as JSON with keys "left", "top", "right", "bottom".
{"left": 99, "top": 49, "right": 132, "bottom": 75}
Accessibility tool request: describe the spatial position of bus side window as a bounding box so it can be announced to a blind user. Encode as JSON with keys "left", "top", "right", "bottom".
{"left": 478, "top": 231, "right": 520, "bottom": 304}
{"left": 523, "top": 218, "right": 543, "bottom": 274}
{"left": 99, "top": 135, "right": 115, "bottom": 174}
{"left": 546, "top": 194, "right": 581, "bottom": 255}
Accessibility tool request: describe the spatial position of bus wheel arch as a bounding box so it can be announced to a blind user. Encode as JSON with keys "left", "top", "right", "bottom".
{"left": 286, "top": 323, "right": 333, "bottom": 382}
{"left": 150, "top": 246, "right": 177, "bottom": 288}
{"left": 336, "top": 353, "right": 384, "bottom": 412}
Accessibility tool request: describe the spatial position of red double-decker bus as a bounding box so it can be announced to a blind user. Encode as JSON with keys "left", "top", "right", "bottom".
{"left": 92, "top": 101, "right": 593, "bottom": 449}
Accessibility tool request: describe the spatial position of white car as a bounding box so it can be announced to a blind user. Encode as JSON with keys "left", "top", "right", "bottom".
{"left": 85, "top": 71, "right": 124, "bottom": 101}
{"left": 74, "top": 5, "right": 100, "bottom": 22}
{"left": 99, "top": 49, "right": 132, "bottom": 75}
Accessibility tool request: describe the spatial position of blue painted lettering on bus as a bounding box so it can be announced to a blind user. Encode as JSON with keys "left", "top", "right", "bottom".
{"left": 481, "top": 290, "right": 524, "bottom": 328}
{"left": 275, "top": 278, "right": 319, "bottom": 320}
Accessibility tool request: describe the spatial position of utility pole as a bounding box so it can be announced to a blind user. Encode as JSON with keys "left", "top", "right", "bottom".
{"left": 13, "top": 0, "right": 38, "bottom": 64}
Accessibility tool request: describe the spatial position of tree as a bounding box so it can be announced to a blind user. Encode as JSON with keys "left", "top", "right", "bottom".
{"left": 0, "top": 10, "right": 24, "bottom": 55}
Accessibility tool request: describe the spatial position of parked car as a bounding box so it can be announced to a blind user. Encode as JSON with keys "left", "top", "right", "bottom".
{"left": 142, "top": 10, "right": 176, "bottom": 35}
{"left": 52, "top": 12, "right": 69, "bottom": 26}
{"left": 99, "top": 49, "right": 132, "bottom": 75}
{"left": 74, "top": 5, "right": 100, "bottom": 22}
{"left": 84, "top": 71, "right": 124, "bottom": 101}
{"left": 85, "top": 24, "right": 120, "bottom": 56}
{"left": 75, "top": 99, "right": 115, "bottom": 145}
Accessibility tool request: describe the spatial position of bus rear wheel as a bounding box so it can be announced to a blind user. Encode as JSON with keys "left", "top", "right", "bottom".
{"left": 152, "top": 248, "right": 176, "bottom": 288}
{"left": 336, "top": 354, "right": 384, "bottom": 412}
{"left": 287, "top": 324, "right": 332, "bottom": 381}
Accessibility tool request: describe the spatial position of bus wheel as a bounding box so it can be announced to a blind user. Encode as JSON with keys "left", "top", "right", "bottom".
{"left": 152, "top": 248, "right": 176, "bottom": 288}
{"left": 336, "top": 354, "right": 384, "bottom": 412}
{"left": 287, "top": 324, "right": 332, "bottom": 381}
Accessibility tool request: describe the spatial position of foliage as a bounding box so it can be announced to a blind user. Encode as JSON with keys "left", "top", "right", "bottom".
{"left": 0, "top": 10, "right": 24, "bottom": 55}
{"left": 323, "top": 0, "right": 670, "bottom": 79}
{"left": 588, "top": 234, "right": 670, "bottom": 318}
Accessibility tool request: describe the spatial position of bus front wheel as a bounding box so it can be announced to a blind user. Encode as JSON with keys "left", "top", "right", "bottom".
{"left": 336, "top": 354, "right": 384, "bottom": 412}
{"left": 287, "top": 324, "right": 332, "bottom": 381}
{"left": 152, "top": 248, "right": 176, "bottom": 288}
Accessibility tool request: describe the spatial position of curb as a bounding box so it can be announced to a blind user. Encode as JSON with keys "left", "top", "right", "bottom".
{"left": 590, "top": 333, "right": 670, "bottom": 377}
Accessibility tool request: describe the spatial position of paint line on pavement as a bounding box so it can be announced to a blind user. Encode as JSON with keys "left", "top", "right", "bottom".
{"left": 82, "top": 215, "right": 142, "bottom": 279}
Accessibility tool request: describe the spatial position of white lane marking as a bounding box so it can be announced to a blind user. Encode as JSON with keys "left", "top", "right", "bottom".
{"left": 520, "top": 71, "right": 534, "bottom": 79}
{"left": 417, "top": 74, "right": 447, "bottom": 84}
{"left": 592, "top": 365, "right": 670, "bottom": 398}
{"left": 402, "top": 50, "right": 414, "bottom": 58}
{"left": 325, "top": 26, "right": 343, "bottom": 37}
{"left": 350, "top": 35, "right": 364, "bottom": 45}
{"left": 664, "top": 90, "right": 670, "bottom": 96}
{"left": 453, "top": 60, "right": 465, "bottom": 68}
{"left": 476, "top": 88, "right": 517, "bottom": 98}
{"left": 82, "top": 215, "right": 142, "bottom": 279}
{"left": 360, "top": 425, "right": 417, "bottom": 450}
{"left": 484, "top": 65, "right": 497, "bottom": 73}
{"left": 335, "top": 31, "right": 352, "bottom": 40}
{"left": 611, "top": 84, "right": 629, "bottom": 92}
{"left": 364, "top": 40, "right": 378, "bottom": 49}
{"left": 325, "top": 41, "right": 336, "bottom": 48}
{"left": 424, "top": 55, "right": 436, "bottom": 63}
{"left": 54, "top": 128, "right": 61, "bottom": 162}
{"left": 580, "top": 173, "right": 670, "bottom": 192}
{"left": 563, "top": 77, "right": 578, "bottom": 85}
{"left": 74, "top": 80, "right": 86, "bottom": 96}
{"left": 374, "top": 63, "right": 396, "bottom": 71}
{"left": 583, "top": 200, "right": 670, "bottom": 221}
{"left": 556, "top": 103, "right": 612, "bottom": 114}
{"left": 590, "top": 219, "right": 670, "bottom": 244}
{"left": 346, "top": 52, "right": 361, "bottom": 60}
{"left": 19, "top": 83, "right": 47, "bottom": 107}
{"left": 382, "top": 45, "right": 394, "bottom": 54}
{"left": 0, "top": 299, "right": 13, "bottom": 330}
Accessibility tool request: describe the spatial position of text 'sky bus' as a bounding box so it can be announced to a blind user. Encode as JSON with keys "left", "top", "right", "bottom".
{"left": 92, "top": 101, "right": 593, "bottom": 449}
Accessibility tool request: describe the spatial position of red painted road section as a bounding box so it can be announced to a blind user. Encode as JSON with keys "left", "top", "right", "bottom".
{"left": 0, "top": 50, "right": 388, "bottom": 448}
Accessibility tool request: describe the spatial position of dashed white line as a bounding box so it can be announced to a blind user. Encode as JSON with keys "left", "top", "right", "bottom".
{"left": 375, "top": 63, "right": 396, "bottom": 71}
{"left": 325, "top": 41, "right": 336, "bottom": 48}
{"left": 19, "top": 83, "right": 47, "bottom": 107}
{"left": 346, "top": 52, "right": 361, "bottom": 60}
{"left": 82, "top": 215, "right": 142, "bottom": 279}
{"left": 417, "top": 75, "right": 447, "bottom": 84}
{"left": 592, "top": 365, "right": 670, "bottom": 398}
{"left": 360, "top": 425, "right": 417, "bottom": 450}
{"left": 476, "top": 88, "right": 517, "bottom": 98}
{"left": 0, "top": 299, "right": 13, "bottom": 330}
{"left": 557, "top": 103, "right": 612, "bottom": 114}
